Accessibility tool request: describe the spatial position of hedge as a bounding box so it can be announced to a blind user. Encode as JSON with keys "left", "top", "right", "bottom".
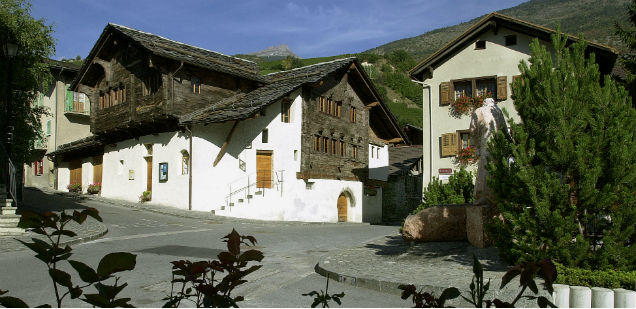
{"left": 555, "top": 263, "right": 636, "bottom": 290}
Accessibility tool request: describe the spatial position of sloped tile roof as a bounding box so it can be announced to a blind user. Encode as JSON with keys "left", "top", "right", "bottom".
{"left": 389, "top": 145, "right": 423, "bottom": 176}
{"left": 108, "top": 24, "right": 265, "bottom": 83}
{"left": 180, "top": 57, "right": 357, "bottom": 124}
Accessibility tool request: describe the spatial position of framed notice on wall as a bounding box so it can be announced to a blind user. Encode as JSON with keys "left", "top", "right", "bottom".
{"left": 159, "top": 162, "right": 168, "bottom": 182}
{"left": 128, "top": 170, "right": 135, "bottom": 180}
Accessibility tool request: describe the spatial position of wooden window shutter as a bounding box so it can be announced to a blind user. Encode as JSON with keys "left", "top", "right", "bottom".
{"left": 66, "top": 86, "right": 73, "bottom": 111}
{"left": 497, "top": 76, "right": 507, "bottom": 100}
{"left": 440, "top": 82, "right": 451, "bottom": 105}
{"left": 441, "top": 133, "right": 458, "bottom": 157}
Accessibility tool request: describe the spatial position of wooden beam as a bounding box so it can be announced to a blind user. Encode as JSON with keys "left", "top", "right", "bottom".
{"left": 387, "top": 137, "right": 404, "bottom": 144}
{"left": 366, "top": 101, "right": 380, "bottom": 107}
{"left": 213, "top": 120, "right": 240, "bottom": 167}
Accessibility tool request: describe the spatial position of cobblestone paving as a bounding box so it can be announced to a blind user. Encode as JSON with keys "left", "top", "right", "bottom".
{"left": 0, "top": 216, "right": 107, "bottom": 252}
{"left": 317, "top": 233, "right": 550, "bottom": 307}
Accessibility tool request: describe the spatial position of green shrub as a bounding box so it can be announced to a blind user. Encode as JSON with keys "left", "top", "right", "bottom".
{"left": 66, "top": 183, "right": 82, "bottom": 193}
{"left": 412, "top": 167, "right": 474, "bottom": 214}
{"left": 140, "top": 191, "right": 151, "bottom": 202}
{"left": 555, "top": 263, "right": 636, "bottom": 289}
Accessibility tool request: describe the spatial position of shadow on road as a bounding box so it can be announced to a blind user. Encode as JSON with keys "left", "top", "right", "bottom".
{"left": 365, "top": 235, "right": 509, "bottom": 272}
{"left": 22, "top": 187, "right": 91, "bottom": 214}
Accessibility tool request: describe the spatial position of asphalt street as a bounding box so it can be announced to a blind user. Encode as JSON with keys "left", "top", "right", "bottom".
{"left": 0, "top": 189, "right": 408, "bottom": 307}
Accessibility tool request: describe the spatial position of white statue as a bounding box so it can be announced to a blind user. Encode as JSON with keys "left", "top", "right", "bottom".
{"left": 470, "top": 98, "right": 507, "bottom": 206}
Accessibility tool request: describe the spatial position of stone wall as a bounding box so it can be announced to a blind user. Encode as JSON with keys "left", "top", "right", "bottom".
{"left": 300, "top": 71, "right": 369, "bottom": 181}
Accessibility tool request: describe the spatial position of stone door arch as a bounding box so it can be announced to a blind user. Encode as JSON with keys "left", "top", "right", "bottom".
{"left": 337, "top": 194, "right": 348, "bottom": 222}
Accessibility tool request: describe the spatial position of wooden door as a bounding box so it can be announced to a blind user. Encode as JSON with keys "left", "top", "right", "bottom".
{"left": 337, "top": 194, "right": 347, "bottom": 222}
{"left": 256, "top": 151, "right": 272, "bottom": 189}
{"left": 70, "top": 160, "right": 82, "bottom": 186}
{"left": 146, "top": 157, "right": 152, "bottom": 192}
{"left": 93, "top": 156, "right": 103, "bottom": 184}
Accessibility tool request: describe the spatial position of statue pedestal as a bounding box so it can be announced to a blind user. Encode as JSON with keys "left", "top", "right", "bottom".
{"left": 466, "top": 204, "right": 494, "bottom": 248}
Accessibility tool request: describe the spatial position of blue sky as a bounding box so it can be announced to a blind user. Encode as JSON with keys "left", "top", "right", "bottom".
{"left": 30, "top": 0, "right": 527, "bottom": 60}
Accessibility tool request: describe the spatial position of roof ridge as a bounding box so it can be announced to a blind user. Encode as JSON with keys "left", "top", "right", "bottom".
{"left": 266, "top": 57, "right": 357, "bottom": 78}
{"left": 108, "top": 23, "right": 258, "bottom": 68}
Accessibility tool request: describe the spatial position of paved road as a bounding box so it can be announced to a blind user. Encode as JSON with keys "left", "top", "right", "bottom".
{"left": 0, "top": 189, "right": 408, "bottom": 307}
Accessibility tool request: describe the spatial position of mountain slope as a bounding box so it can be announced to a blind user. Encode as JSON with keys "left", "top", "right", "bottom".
{"left": 368, "top": 0, "right": 630, "bottom": 61}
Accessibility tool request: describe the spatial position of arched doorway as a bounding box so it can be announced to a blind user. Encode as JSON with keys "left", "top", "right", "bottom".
{"left": 337, "top": 194, "right": 348, "bottom": 222}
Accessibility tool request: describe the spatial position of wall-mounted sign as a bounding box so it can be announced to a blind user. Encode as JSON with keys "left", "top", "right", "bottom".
{"left": 159, "top": 162, "right": 168, "bottom": 182}
{"left": 439, "top": 174, "right": 451, "bottom": 182}
{"left": 128, "top": 170, "right": 135, "bottom": 180}
{"left": 439, "top": 168, "right": 453, "bottom": 174}
{"left": 238, "top": 158, "right": 246, "bottom": 172}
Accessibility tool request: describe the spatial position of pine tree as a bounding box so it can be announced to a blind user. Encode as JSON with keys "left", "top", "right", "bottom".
{"left": 486, "top": 30, "right": 636, "bottom": 270}
{"left": 615, "top": 0, "right": 636, "bottom": 107}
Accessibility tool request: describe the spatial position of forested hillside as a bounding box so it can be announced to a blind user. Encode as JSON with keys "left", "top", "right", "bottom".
{"left": 239, "top": 0, "right": 632, "bottom": 131}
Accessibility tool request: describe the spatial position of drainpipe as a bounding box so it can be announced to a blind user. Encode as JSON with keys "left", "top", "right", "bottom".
{"left": 411, "top": 80, "right": 433, "bottom": 185}
{"left": 185, "top": 124, "right": 193, "bottom": 211}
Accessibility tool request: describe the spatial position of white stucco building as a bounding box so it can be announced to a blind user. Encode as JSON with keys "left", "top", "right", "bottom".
{"left": 50, "top": 24, "right": 407, "bottom": 223}
{"left": 408, "top": 12, "right": 618, "bottom": 188}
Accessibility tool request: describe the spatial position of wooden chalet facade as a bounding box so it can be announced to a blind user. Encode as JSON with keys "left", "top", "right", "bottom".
{"left": 50, "top": 24, "right": 406, "bottom": 223}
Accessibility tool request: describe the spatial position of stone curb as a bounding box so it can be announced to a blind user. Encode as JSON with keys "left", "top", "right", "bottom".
{"left": 314, "top": 262, "right": 447, "bottom": 296}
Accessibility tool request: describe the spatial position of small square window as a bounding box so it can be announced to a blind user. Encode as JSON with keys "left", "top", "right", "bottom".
{"left": 505, "top": 35, "right": 517, "bottom": 46}
{"left": 306, "top": 182, "right": 314, "bottom": 190}
{"left": 475, "top": 40, "right": 486, "bottom": 49}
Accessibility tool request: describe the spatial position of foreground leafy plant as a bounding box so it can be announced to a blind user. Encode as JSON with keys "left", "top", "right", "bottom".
{"left": 163, "top": 229, "right": 263, "bottom": 308}
{"left": 399, "top": 255, "right": 557, "bottom": 308}
{"left": 0, "top": 209, "right": 137, "bottom": 307}
{"left": 303, "top": 274, "right": 345, "bottom": 308}
{"left": 398, "top": 284, "right": 460, "bottom": 308}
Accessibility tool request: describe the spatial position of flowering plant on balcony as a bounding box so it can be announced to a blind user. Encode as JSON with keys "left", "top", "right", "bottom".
{"left": 450, "top": 95, "right": 474, "bottom": 116}
{"left": 457, "top": 146, "right": 477, "bottom": 166}
{"left": 67, "top": 183, "right": 82, "bottom": 193}
{"left": 87, "top": 182, "right": 101, "bottom": 194}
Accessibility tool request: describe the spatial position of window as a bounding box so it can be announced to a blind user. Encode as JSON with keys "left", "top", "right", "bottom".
{"left": 454, "top": 80, "right": 472, "bottom": 100}
{"left": 46, "top": 120, "right": 51, "bottom": 136}
{"left": 441, "top": 75, "right": 508, "bottom": 105}
{"left": 318, "top": 96, "right": 326, "bottom": 112}
{"left": 322, "top": 137, "right": 328, "bottom": 152}
{"left": 181, "top": 150, "right": 189, "bottom": 175}
{"left": 458, "top": 130, "right": 471, "bottom": 150}
{"left": 475, "top": 78, "right": 497, "bottom": 98}
{"left": 294, "top": 150, "right": 298, "bottom": 161}
{"left": 331, "top": 138, "right": 337, "bottom": 155}
{"left": 371, "top": 146, "right": 374, "bottom": 158}
{"left": 281, "top": 101, "right": 291, "bottom": 123}
{"left": 475, "top": 40, "right": 486, "bottom": 49}
{"left": 262, "top": 129, "right": 268, "bottom": 143}
{"left": 352, "top": 145, "right": 358, "bottom": 160}
{"left": 349, "top": 107, "right": 356, "bottom": 123}
{"left": 505, "top": 35, "right": 517, "bottom": 46}
{"left": 34, "top": 160, "right": 43, "bottom": 176}
{"left": 191, "top": 77, "right": 201, "bottom": 94}
{"left": 314, "top": 135, "right": 320, "bottom": 151}
{"left": 317, "top": 96, "right": 342, "bottom": 117}
{"left": 144, "top": 73, "right": 160, "bottom": 96}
